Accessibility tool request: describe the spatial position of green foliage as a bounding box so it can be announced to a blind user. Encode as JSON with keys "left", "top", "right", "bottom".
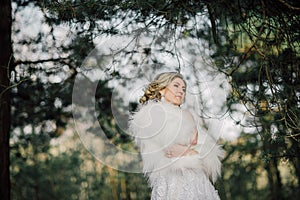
{"left": 8, "top": 0, "right": 300, "bottom": 199}
{"left": 220, "top": 132, "right": 299, "bottom": 200}
{"left": 11, "top": 134, "right": 150, "bottom": 200}
{"left": 11, "top": 144, "right": 82, "bottom": 199}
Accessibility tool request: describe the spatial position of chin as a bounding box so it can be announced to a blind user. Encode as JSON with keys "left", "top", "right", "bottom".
{"left": 173, "top": 101, "right": 181, "bottom": 106}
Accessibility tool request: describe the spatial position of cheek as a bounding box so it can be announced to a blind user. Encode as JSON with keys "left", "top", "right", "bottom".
{"left": 166, "top": 93, "right": 175, "bottom": 100}
{"left": 166, "top": 89, "right": 174, "bottom": 97}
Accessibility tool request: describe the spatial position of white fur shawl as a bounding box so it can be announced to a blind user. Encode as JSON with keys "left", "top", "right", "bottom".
{"left": 129, "top": 101, "right": 225, "bottom": 185}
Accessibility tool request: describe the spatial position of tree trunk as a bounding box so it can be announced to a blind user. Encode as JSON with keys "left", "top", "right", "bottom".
{"left": 262, "top": 123, "right": 283, "bottom": 200}
{"left": 0, "top": 0, "right": 12, "bottom": 200}
{"left": 291, "top": 139, "right": 300, "bottom": 193}
{"left": 264, "top": 154, "right": 283, "bottom": 200}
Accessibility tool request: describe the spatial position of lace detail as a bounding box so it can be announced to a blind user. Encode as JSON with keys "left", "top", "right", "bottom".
{"left": 151, "top": 169, "right": 220, "bottom": 200}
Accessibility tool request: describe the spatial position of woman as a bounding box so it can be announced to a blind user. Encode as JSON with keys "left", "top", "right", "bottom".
{"left": 129, "top": 72, "right": 224, "bottom": 200}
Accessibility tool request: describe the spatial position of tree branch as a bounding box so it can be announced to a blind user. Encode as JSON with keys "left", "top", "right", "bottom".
{"left": 276, "top": 0, "right": 300, "bottom": 11}
{"left": 0, "top": 78, "right": 29, "bottom": 98}
{"left": 206, "top": 3, "right": 219, "bottom": 45}
{"left": 229, "top": 0, "right": 267, "bottom": 76}
{"left": 13, "top": 57, "right": 70, "bottom": 67}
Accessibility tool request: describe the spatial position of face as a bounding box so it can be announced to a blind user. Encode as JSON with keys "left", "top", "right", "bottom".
{"left": 160, "top": 77, "right": 186, "bottom": 106}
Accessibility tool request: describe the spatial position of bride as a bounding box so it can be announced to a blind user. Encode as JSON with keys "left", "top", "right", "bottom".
{"left": 129, "top": 72, "right": 224, "bottom": 200}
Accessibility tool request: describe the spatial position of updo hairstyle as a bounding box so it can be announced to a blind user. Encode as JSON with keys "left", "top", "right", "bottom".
{"left": 139, "top": 72, "right": 186, "bottom": 104}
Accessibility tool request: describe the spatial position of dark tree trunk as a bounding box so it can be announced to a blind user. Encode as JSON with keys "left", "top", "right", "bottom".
{"left": 0, "top": 0, "right": 12, "bottom": 199}
{"left": 291, "top": 140, "right": 300, "bottom": 193}
{"left": 262, "top": 124, "right": 283, "bottom": 200}
{"left": 264, "top": 153, "right": 283, "bottom": 200}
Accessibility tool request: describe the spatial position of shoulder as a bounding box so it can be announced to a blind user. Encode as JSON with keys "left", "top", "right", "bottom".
{"left": 134, "top": 101, "right": 164, "bottom": 115}
{"left": 129, "top": 101, "right": 166, "bottom": 126}
{"left": 135, "top": 101, "right": 182, "bottom": 115}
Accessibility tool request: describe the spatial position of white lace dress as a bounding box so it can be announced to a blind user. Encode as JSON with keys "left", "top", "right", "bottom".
{"left": 129, "top": 101, "right": 224, "bottom": 200}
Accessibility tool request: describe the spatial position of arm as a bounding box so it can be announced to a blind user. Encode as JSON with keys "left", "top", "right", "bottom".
{"left": 164, "top": 143, "right": 198, "bottom": 158}
{"left": 190, "top": 128, "right": 198, "bottom": 145}
{"left": 165, "top": 110, "right": 199, "bottom": 158}
{"left": 184, "top": 109, "right": 198, "bottom": 145}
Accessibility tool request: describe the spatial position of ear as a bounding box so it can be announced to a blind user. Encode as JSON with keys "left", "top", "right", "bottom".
{"left": 159, "top": 88, "right": 165, "bottom": 96}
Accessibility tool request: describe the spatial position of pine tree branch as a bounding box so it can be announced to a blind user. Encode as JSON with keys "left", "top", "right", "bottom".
{"left": 0, "top": 78, "right": 29, "bottom": 98}
{"left": 276, "top": 0, "right": 300, "bottom": 11}
{"left": 13, "top": 57, "right": 69, "bottom": 67}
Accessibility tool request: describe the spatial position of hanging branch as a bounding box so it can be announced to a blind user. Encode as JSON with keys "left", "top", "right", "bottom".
{"left": 229, "top": 0, "right": 267, "bottom": 76}
{"left": 276, "top": 0, "right": 300, "bottom": 11}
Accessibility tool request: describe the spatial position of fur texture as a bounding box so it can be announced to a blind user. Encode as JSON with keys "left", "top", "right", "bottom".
{"left": 129, "top": 101, "right": 224, "bottom": 186}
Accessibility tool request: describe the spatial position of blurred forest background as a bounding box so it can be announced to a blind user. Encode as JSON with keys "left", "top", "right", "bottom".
{"left": 1, "top": 0, "right": 299, "bottom": 200}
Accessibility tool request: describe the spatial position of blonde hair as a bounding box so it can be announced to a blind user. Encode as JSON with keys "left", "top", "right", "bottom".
{"left": 139, "top": 72, "right": 186, "bottom": 104}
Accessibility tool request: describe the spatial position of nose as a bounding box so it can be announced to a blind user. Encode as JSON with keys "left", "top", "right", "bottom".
{"left": 178, "top": 88, "right": 184, "bottom": 94}
{"left": 176, "top": 90, "right": 184, "bottom": 97}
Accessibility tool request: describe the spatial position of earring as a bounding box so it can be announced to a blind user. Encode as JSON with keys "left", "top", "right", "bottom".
{"left": 161, "top": 94, "right": 165, "bottom": 102}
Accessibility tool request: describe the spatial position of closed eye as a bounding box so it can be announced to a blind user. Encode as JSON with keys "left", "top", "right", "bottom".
{"left": 173, "top": 81, "right": 186, "bottom": 92}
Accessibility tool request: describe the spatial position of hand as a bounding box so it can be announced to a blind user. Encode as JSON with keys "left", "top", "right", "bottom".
{"left": 164, "top": 144, "right": 198, "bottom": 158}
{"left": 190, "top": 129, "right": 198, "bottom": 145}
